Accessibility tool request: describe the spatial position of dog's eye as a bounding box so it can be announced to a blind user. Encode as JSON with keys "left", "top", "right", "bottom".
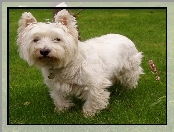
{"left": 33, "top": 38, "right": 39, "bottom": 42}
{"left": 54, "top": 38, "right": 61, "bottom": 42}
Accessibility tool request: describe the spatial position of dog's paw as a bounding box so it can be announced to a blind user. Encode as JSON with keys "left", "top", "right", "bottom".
{"left": 82, "top": 109, "right": 100, "bottom": 118}
{"left": 54, "top": 107, "right": 67, "bottom": 113}
{"left": 54, "top": 103, "right": 75, "bottom": 113}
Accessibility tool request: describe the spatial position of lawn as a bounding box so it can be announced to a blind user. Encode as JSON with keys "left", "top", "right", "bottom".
{"left": 8, "top": 8, "right": 166, "bottom": 124}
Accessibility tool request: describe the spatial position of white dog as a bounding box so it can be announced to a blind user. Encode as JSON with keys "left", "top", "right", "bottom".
{"left": 17, "top": 9, "right": 143, "bottom": 117}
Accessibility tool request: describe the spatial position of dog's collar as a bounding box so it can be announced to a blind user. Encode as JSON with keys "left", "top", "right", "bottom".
{"left": 48, "top": 68, "right": 55, "bottom": 79}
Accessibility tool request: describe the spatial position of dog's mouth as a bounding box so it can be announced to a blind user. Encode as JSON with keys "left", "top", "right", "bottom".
{"left": 34, "top": 56, "right": 60, "bottom": 68}
{"left": 38, "top": 56, "right": 59, "bottom": 62}
{"left": 32, "top": 49, "right": 66, "bottom": 68}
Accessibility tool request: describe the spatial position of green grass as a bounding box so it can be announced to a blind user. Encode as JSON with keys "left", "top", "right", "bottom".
{"left": 9, "top": 9, "right": 166, "bottom": 124}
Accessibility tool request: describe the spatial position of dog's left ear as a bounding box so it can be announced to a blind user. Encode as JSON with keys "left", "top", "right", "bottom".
{"left": 54, "top": 9, "right": 78, "bottom": 37}
{"left": 54, "top": 9, "right": 76, "bottom": 26}
{"left": 54, "top": 9, "right": 78, "bottom": 41}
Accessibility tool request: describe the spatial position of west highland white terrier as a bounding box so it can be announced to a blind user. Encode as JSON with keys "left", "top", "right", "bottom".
{"left": 17, "top": 9, "right": 143, "bottom": 117}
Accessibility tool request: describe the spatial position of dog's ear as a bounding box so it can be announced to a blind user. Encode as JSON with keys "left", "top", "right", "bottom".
{"left": 17, "top": 12, "right": 37, "bottom": 34}
{"left": 54, "top": 9, "right": 78, "bottom": 33}
{"left": 54, "top": 9, "right": 76, "bottom": 26}
{"left": 54, "top": 9, "right": 78, "bottom": 41}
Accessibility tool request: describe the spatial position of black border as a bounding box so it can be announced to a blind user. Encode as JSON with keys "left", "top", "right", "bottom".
{"left": 7, "top": 6, "right": 167, "bottom": 125}
{"left": 6, "top": 6, "right": 168, "bottom": 9}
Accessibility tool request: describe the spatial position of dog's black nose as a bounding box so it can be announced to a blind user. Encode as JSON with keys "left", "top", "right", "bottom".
{"left": 40, "top": 49, "right": 50, "bottom": 56}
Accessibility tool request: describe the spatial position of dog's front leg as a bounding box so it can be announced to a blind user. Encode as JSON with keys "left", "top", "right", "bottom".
{"left": 50, "top": 87, "right": 74, "bottom": 112}
{"left": 82, "top": 86, "right": 110, "bottom": 117}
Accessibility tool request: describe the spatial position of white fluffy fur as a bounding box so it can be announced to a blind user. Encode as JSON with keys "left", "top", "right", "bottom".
{"left": 17, "top": 9, "right": 143, "bottom": 117}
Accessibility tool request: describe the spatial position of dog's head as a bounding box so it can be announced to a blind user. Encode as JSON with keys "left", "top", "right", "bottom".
{"left": 17, "top": 9, "right": 78, "bottom": 69}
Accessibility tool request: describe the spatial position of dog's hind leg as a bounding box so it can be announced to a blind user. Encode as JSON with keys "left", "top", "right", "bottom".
{"left": 118, "top": 52, "right": 143, "bottom": 88}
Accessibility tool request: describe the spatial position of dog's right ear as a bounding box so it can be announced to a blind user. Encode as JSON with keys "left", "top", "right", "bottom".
{"left": 17, "top": 12, "right": 37, "bottom": 34}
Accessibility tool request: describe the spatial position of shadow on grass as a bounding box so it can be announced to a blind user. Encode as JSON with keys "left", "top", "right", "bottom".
{"left": 109, "top": 83, "right": 131, "bottom": 101}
